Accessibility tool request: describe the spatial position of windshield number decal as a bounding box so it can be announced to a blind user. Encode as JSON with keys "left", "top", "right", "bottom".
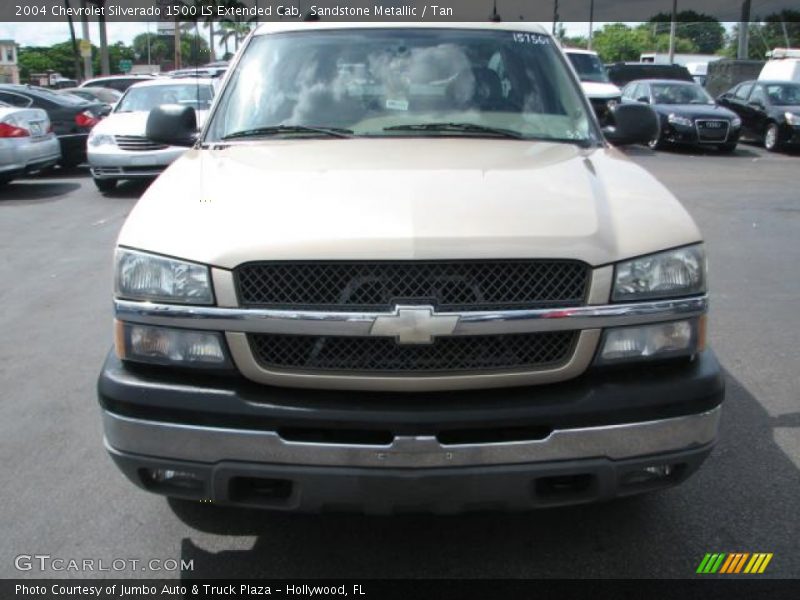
{"left": 512, "top": 33, "right": 550, "bottom": 45}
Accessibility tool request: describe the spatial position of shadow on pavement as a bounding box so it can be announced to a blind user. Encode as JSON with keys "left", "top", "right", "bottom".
{"left": 26, "top": 165, "right": 91, "bottom": 179}
{"left": 102, "top": 180, "right": 153, "bottom": 199}
{"left": 0, "top": 180, "right": 81, "bottom": 204}
{"left": 167, "top": 370, "right": 799, "bottom": 579}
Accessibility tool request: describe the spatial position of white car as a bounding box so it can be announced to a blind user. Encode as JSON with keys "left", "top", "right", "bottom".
{"left": 0, "top": 101, "right": 61, "bottom": 186}
{"left": 87, "top": 78, "right": 216, "bottom": 193}
{"left": 564, "top": 48, "right": 622, "bottom": 125}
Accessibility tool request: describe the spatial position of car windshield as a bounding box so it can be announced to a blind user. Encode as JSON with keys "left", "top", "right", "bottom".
{"left": 763, "top": 83, "right": 800, "bottom": 106}
{"left": 651, "top": 83, "right": 713, "bottom": 105}
{"left": 566, "top": 52, "right": 610, "bottom": 83}
{"left": 207, "top": 28, "right": 595, "bottom": 144}
{"left": 116, "top": 83, "right": 214, "bottom": 113}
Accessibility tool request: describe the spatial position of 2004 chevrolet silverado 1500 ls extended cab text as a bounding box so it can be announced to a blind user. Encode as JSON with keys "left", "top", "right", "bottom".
{"left": 98, "top": 22, "right": 724, "bottom": 513}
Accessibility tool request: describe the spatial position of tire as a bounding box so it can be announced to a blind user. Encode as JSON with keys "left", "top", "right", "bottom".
{"left": 764, "top": 123, "right": 782, "bottom": 152}
{"left": 718, "top": 142, "right": 737, "bottom": 153}
{"left": 93, "top": 178, "right": 117, "bottom": 193}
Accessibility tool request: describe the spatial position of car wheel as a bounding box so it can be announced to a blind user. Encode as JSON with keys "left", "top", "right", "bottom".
{"left": 718, "top": 142, "right": 737, "bottom": 153}
{"left": 93, "top": 178, "right": 117, "bottom": 193}
{"left": 764, "top": 123, "right": 782, "bottom": 152}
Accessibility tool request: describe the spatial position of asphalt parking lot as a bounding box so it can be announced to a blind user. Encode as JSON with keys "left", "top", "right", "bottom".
{"left": 0, "top": 142, "right": 798, "bottom": 580}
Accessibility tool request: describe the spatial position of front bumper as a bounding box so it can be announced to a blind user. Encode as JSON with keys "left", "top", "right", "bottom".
{"left": 99, "top": 350, "right": 724, "bottom": 512}
{"left": 662, "top": 121, "right": 741, "bottom": 147}
{"left": 88, "top": 145, "right": 186, "bottom": 179}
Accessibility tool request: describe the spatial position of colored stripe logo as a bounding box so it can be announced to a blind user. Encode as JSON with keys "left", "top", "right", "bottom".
{"left": 696, "top": 553, "right": 773, "bottom": 574}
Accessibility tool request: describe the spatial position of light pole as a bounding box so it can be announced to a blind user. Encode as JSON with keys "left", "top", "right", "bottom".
{"left": 588, "top": 0, "right": 595, "bottom": 50}
{"left": 668, "top": 0, "right": 678, "bottom": 64}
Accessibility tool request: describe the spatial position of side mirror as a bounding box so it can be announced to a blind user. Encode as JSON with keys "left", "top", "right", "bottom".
{"left": 636, "top": 96, "right": 650, "bottom": 104}
{"left": 602, "top": 103, "right": 659, "bottom": 146}
{"left": 748, "top": 100, "right": 764, "bottom": 109}
{"left": 145, "top": 104, "right": 198, "bottom": 147}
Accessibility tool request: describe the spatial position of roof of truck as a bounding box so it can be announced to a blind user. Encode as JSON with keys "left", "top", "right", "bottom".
{"left": 253, "top": 21, "right": 549, "bottom": 36}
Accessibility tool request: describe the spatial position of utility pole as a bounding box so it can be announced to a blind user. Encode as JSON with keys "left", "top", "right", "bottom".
{"left": 79, "top": 0, "right": 92, "bottom": 80}
{"left": 738, "top": 0, "right": 751, "bottom": 59}
{"left": 552, "top": 0, "right": 558, "bottom": 36}
{"left": 668, "top": 0, "right": 678, "bottom": 64}
{"left": 588, "top": 0, "right": 595, "bottom": 50}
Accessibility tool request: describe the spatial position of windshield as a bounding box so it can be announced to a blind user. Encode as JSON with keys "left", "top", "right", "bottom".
{"left": 651, "top": 83, "right": 713, "bottom": 105}
{"left": 116, "top": 83, "right": 214, "bottom": 113}
{"left": 207, "top": 29, "right": 595, "bottom": 144}
{"left": 763, "top": 83, "right": 800, "bottom": 106}
{"left": 566, "top": 52, "right": 610, "bottom": 83}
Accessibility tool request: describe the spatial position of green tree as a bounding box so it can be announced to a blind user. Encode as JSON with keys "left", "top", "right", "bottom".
{"left": 18, "top": 41, "right": 84, "bottom": 80}
{"left": 649, "top": 11, "right": 725, "bottom": 54}
{"left": 724, "top": 12, "right": 800, "bottom": 59}
{"left": 592, "top": 23, "right": 697, "bottom": 63}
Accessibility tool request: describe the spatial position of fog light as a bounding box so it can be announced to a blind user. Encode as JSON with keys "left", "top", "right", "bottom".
{"left": 596, "top": 319, "right": 697, "bottom": 365}
{"left": 116, "top": 321, "right": 230, "bottom": 369}
{"left": 622, "top": 464, "right": 679, "bottom": 487}
{"left": 142, "top": 469, "right": 204, "bottom": 492}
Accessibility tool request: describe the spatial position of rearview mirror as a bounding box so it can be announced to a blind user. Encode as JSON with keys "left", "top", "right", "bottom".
{"left": 602, "top": 103, "right": 659, "bottom": 146}
{"left": 145, "top": 104, "right": 198, "bottom": 147}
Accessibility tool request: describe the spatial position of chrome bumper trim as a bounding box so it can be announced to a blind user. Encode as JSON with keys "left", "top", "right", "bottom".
{"left": 114, "top": 295, "right": 708, "bottom": 337}
{"left": 103, "top": 407, "right": 721, "bottom": 469}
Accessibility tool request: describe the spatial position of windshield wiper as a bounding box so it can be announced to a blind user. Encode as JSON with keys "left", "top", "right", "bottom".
{"left": 222, "top": 125, "right": 353, "bottom": 140}
{"left": 383, "top": 122, "right": 524, "bottom": 139}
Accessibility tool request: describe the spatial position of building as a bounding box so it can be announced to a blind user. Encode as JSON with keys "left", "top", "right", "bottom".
{"left": 0, "top": 39, "right": 20, "bottom": 84}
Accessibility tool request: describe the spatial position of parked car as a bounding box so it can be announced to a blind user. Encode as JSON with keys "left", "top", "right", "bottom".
{"left": 0, "top": 84, "right": 104, "bottom": 167}
{"left": 79, "top": 75, "right": 155, "bottom": 93}
{"left": 563, "top": 48, "right": 622, "bottom": 125}
{"left": 59, "top": 87, "right": 122, "bottom": 114}
{"left": 0, "top": 101, "right": 61, "bottom": 185}
{"left": 622, "top": 79, "right": 742, "bottom": 151}
{"left": 99, "top": 22, "right": 722, "bottom": 513}
{"left": 758, "top": 49, "right": 800, "bottom": 83}
{"left": 607, "top": 62, "right": 694, "bottom": 88}
{"left": 88, "top": 78, "right": 216, "bottom": 192}
{"left": 717, "top": 80, "right": 800, "bottom": 152}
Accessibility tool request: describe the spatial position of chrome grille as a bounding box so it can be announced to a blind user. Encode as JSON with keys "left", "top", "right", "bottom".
{"left": 235, "top": 260, "right": 590, "bottom": 312}
{"left": 114, "top": 135, "right": 169, "bottom": 151}
{"left": 249, "top": 331, "right": 578, "bottom": 374}
{"left": 695, "top": 120, "right": 729, "bottom": 142}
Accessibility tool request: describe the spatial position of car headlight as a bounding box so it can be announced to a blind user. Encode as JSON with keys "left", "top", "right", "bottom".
{"left": 115, "top": 321, "right": 230, "bottom": 369}
{"left": 668, "top": 113, "right": 694, "bottom": 127}
{"left": 88, "top": 132, "right": 115, "bottom": 147}
{"left": 786, "top": 112, "right": 800, "bottom": 126}
{"left": 731, "top": 116, "right": 742, "bottom": 128}
{"left": 613, "top": 245, "right": 706, "bottom": 302}
{"left": 115, "top": 248, "right": 214, "bottom": 304}
{"left": 595, "top": 317, "right": 705, "bottom": 365}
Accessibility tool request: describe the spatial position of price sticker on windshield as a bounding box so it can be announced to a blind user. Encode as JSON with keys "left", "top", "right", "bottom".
{"left": 512, "top": 32, "right": 551, "bottom": 45}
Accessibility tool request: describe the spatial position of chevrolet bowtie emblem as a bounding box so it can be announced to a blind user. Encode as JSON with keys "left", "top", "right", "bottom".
{"left": 370, "top": 306, "right": 460, "bottom": 345}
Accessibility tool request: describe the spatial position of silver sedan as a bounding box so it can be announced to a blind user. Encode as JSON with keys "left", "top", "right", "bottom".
{"left": 0, "top": 102, "right": 61, "bottom": 186}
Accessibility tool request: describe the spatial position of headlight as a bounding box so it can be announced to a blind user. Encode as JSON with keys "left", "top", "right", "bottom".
{"left": 731, "top": 116, "right": 742, "bottom": 128}
{"left": 786, "top": 112, "right": 799, "bottom": 126}
{"left": 668, "top": 113, "right": 693, "bottom": 127}
{"left": 595, "top": 318, "right": 705, "bottom": 365}
{"left": 115, "top": 322, "right": 230, "bottom": 369}
{"left": 613, "top": 245, "right": 706, "bottom": 302}
{"left": 88, "top": 132, "right": 115, "bottom": 147}
{"left": 115, "top": 248, "right": 214, "bottom": 304}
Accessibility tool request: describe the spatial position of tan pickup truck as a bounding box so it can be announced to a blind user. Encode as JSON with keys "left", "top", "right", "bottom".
{"left": 98, "top": 22, "right": 723, "bottom": 513}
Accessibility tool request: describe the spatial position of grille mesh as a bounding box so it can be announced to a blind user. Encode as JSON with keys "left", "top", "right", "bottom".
{"left": 114, "top": 135, "right": 169, "bottom": 151}
{"left": 236, "top": 260, "right": 589, "bottom": 312}
{"left": 249, "top": 332, "right": 577, "bottom": 374}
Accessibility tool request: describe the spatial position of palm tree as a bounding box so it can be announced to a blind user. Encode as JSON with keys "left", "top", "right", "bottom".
{"left": 86, "top": 0, "right": 110, "bottom": 75}
{"left": 63, "top": 0, "right": 82, "bottom": 79}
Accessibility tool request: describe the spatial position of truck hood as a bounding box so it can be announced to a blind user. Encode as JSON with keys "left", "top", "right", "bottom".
{"left": 580, "top": 81, "right": 622, "bottom": 99}
{"left": 118, "top": 138, "right": 701, "bottom": 269}
{"left": 93, "top": 109, "right": 209, "bottom": 136}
